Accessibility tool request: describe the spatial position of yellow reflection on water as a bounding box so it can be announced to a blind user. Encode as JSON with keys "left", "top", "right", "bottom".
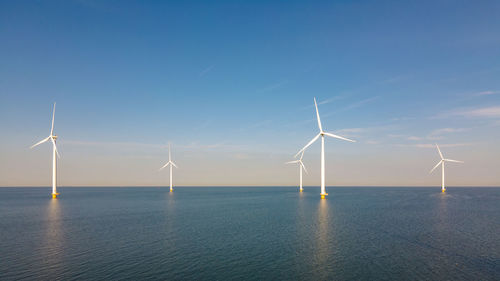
{"left": 45, "top": 199, "right": 63, "bottom": 243}
{"left": 315, "top": 199, "right": 330, "bottom": 267}
{"left": 42, "top": 199, "right": 64, "bottom": 275}
{"left": 436, "top": 192, "right": 450, "bottom": 233}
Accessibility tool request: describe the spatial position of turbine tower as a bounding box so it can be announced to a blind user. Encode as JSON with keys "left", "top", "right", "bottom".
{"left": 160, "top": 144, "right": 178, "bottom": 192}
{"left": 31, "top": 103, "right": 60, "bottom": 199}
{"left": 286, "top": 151, "right": 308, "bottom": 192}
{"left": 430, "top": 144, "right": 463, "bottom": 192}
{"left": 295, "top": 98, "right": 355, "bottom": 199}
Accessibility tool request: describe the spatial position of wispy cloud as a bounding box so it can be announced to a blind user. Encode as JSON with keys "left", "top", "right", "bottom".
{"left": 436, "top": 106, "right": 500, "bottom": 119}
{"left": 320, "top": 96, "right": 380, "bottom": 118}
{"left": 335, "top": 127, "right": 366, "bottom": 134}
{"left": 199, "top": 65, "right": 214, "bottom": 77}
{"left": 340, "top": 96, "right": 380, "bottom": 111}
{"left": 257, "top": 80, "right": 288, "bottom": 93}
{"left": 301, "top": 95, "right": 345, "bottom": 111}
{"left": 377, "top": 75, "right": 409, "bottom": 85}
{"left": 429, "top": 127, "right": 467, "bottom": 136}
{"left": 473, "top": 90, "right": 500, "bottom": 96}
{"left": 318, "top": 96, "right": 344, "bottom": 105}
{"left": 388, "top": 134, "right": 406, "bottom": 138}
{"left": 62, "top": 140, "right": 164, "bottom": 148}
{"left": 179, "top": 142, "right": 247, "bottom": 151}
{"left": 390, "top": 116, "right": 414, "bottom": 122}
{"left": 62, "top": 140, "right": 247, "bottom": 152}
{"left": 387, "top": 134, "right": 424, "bottom": 141}
{"left": 396, "top": 143, "right": 474, "bottom": 149}
{"left": 388, "top": 127, "right": 467, "bottom": 142}
{"left": 453, "top": 106, "right": 500, "bottom": 118}
{"left": 334, "top": 124, "right": 395, "bottom": 138}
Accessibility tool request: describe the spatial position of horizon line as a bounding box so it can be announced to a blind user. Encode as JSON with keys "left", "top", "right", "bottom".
{"left": 1, "top": 185, "right": 499, "bottom": 188}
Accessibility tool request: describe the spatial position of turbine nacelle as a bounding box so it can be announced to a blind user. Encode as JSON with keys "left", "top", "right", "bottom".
{"left": 294, "top": 98, "right": 356, "bottom": 158}
{"left": 429, "top": 144, "right": 463, "bottom": 174}
{"left": 159, "top": 144, "right": 178, "bottom": 170}
{"left": 30, "top": 103, "right": 60, "bottom": 158}
{"left": 285, "top": 159, "right": 308, "bottom": 174}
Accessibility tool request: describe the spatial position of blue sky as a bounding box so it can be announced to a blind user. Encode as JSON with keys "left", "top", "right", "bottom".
{"left": 1, "top": 0, "right": 500, "bottom": 186}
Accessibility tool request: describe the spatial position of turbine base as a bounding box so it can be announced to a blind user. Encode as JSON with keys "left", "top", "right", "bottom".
{"left": 442, "top": 189, "right": 446, "bottom": 192}
{"left": 320, "top": 193, "right": 328, "bottom": 199}
{"left": 52, "top": 193, "right": 60, "bottom": 199}
{"left": 299, "top": 188, "right": 303, "bottom": 192}
{"left": 170, "top": 189, "right": 173, "bottom": 192}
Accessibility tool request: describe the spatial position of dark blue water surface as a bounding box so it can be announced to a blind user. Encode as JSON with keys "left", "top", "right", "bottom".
{"left": 0, "top": 187, "right": 499, "bottom": 280}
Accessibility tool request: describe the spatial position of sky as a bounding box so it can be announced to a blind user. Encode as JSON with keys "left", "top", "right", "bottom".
{"left": 1, "top": 0, "right": 500, "bottom": 187}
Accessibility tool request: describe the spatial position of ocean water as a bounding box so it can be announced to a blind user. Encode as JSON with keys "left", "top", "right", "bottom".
{"left": 0, "top": 187, "right": 498, "bottom": 280}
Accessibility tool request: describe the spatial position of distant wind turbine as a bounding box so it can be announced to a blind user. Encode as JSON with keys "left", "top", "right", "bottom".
{"left": 160, "top": 144, "right": 178, "bottom": 192}
{"left": 286, "top": 151, "right": 308, "bottom": 192}
{"left": 30, "top": 103, "right": 61, "bottom": 199}
{"left": 295, "top": 98, "right": 355, "bottom": 199}
{"left": 430, "top": 144, "right": 463, "bottom": 192}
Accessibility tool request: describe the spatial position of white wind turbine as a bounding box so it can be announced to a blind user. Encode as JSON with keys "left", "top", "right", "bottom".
{"left": 295, "top": 98, "right": 355, "bottom": 199}
{"left": 430, "top": 144, "right": 464, "bottom": 192}
{"left": 159, "top": 144, "right": 178, "bottom": 192}
{"left": 286, "top": 150, "right": 308, "bottom": 192}
{"left": 30, "top": 103, "right": 61, "bottom": 199}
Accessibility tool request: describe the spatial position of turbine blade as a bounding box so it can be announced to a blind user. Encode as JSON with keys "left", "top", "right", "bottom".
{"left": 51, "top": 102, "right": 56, "bottom": 135}
{"left": 436, "top": 144, "right": 443, "bottom": 159}
{"left": 159, "top": 162, "right": 170, "bottom": 170}
{"left": 295, "top": 133, "right": 320, "bottom": 157}
{"left": 444, "top": 159, "right": 464, "bottom": 163}
{"left": 171, "top": 161, "right": 178, "bottom": 168}
{"left": 285, "top": 160, "right": 299, "bottom": 164}
{"left": 429, "top": 160, "right": 442, "bottom": 173}
{"left": 313, "top": 97, "right": 323, "bottom": 132}
{"left": 300, "top": 161, "right": 308, "bottom": 174}
{"left": 168, "top": 143, "right": 171, "bottom": 162}
{"left": 30, "top": 137, "right": 50, "bottom": 149}
{"left": 323, "top": 132, "right": 356, "bottom": 142}
{"left": 51, "top": 137, "right": 60, "bottom": 158}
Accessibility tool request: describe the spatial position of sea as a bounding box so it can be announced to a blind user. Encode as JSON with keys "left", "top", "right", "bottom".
{"left": 0, "top": 186, "right": 499, "bottom": 280}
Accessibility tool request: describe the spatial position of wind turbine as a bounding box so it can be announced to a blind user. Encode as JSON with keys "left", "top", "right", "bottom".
{"left": 295, "top": 98, "right": 355, "bottom": 199}
{"left": 159, "top": 144, "right": 178, "bottom": 192}
{"left": 430, "top": 144, "right": 463, "bottom": 192}
{"left": 31, "top": 103, "right": 61, "bottom": 199}
{"left": 286, "top": 150, "right": 308, "bottom": 192}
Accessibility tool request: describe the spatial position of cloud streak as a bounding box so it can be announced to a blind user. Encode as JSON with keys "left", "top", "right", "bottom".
{"left": 387, "top": 127, "right": 467, "bottom": 142}
{"left": 318, "top": 96, "right": 344, "bottom": 105}
{"left": 473, "top": 90, "right": 500, "bottom": 96}
{"left": 334, "top": 124, "right": 395, "bottom": 138}
{"left": 62, "top": 140, "right": 247, "bottom": 152}
{"left": 455, "top": 106, "right": 500, "bottom": 118}
{"left": 199, "top": 65, "right": 214, "bottom": 77}
{"left": 340, "top": 96, "right": 380, "bottom": 111}
{"left": 256, "top": 80, "right": 288, "bottom": 93}
{"left": 429, "top": 127, "right": 467, "bottom": 136}
{"left": 396, "top": 142, "right": 474, "bottom": 149}
{"left": 436, "top": 106, "right": 500, "bottom": 119}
